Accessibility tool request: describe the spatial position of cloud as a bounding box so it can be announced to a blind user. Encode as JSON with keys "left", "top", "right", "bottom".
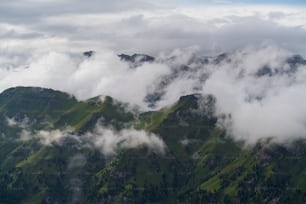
{"left": 19, "top": 125, "right": 166, "bottom": 156}
{"left": 6, "top": 116, "right": 30, "bottom": 128}
{"left": 0, "top": 5, "right": 306, "bottom": 61}
{"left": 86, "top": 126, "right": 166, "bottom": 156}
{"left": 3, "top": 43, "right": 306, "bottom": 145}
{"left": 0, "top": 0, "right": 158, "bottom": 24}
{"left": 1, "top": 3, "right": 306, "bottom": 145}
{"left": 0, "top": 51, "right": 172, "bottom": 109}
{"left": 19, "top": 128, "right": 79, "bottom": 145}
{"left": 201, "top": 45, "right": 306, "bottom": 144}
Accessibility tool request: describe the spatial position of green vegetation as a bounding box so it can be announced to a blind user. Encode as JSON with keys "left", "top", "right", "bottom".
{"left": 0, "top": 87, "right": 306, "bottom": 203}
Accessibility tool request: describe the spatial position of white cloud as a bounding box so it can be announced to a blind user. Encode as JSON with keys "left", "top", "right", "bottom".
{"left": 19, "top": 128, "right": 79, "bottom": 144}
{"left": 0, "top": 5, "right": 306, "bottom": 61}
{"left": 20, "top": 126, "right": 166, "bottom": 156}
{"left": 1, "top": 2, "right": 306, "bottom": 145}
{"left": 4, "top": 43, "right": 306, "bottom": 145}
{"left": 0, "top": 51, "right": 173, "bottom": 109}
{"left": 86, "top": 126, "right": 166, "bottom": 156}
{"left": 202, "top": 45, "right": 306, "bottom": 144}
{"left": 6, "top": 116, "right": 30, "bottom": 128}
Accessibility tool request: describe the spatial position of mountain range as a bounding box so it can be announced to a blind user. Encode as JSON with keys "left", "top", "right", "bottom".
{"left": 0, "top": 84, "right": 306, "bottom": 203}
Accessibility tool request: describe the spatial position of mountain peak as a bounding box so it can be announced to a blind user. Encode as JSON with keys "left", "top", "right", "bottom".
{"left": 118, "top": 53, "right": 155, "bottom": 63}
{"left": 83, "top": 50, "right": 95, "bottom": 58}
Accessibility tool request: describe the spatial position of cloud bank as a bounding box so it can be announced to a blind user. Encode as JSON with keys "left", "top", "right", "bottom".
{"left": 0, "top": 51, "right": 171, "bottom": 108}
{"left": 201, "top": 46, "right": 306, "bottom": 144}
{"left": 4, "top": 44, "right": 306, "bottom": 144}
{"left": 1, "top": 4, "right": 306, "bottom": 68}
{"left": 2, "top": 2, "right": 306, "bottom": 144}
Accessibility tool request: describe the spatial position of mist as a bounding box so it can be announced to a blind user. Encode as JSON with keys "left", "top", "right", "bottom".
{"left": 19, "top": 125, "right": 166, "bottom": 156}
{"left": 2, "top": 44, "right": 306, "bottom": 144}
{"left": 1, "top": 0, "right": 306, "bottom": 147}
{"left": 200, "top": 46, "right": 306, "bottom": 144}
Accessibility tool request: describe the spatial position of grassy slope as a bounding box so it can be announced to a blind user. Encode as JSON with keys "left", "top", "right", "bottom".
{"left": 1, "top": 87, "right": 306, "bottom": 203}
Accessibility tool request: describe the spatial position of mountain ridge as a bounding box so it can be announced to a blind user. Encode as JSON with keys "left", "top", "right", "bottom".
{"left": 1, "top": 86, "right": 306, "bottom": 203}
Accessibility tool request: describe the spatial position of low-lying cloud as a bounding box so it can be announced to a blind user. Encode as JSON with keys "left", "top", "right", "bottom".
{"left": 0, "top": 51, "right": 171, "bottom": 109}
{"left": 6, "top": 116, "right": 29, "bottom": 128}
{"left": 19, "top": 125, "right": 166, "bottom": 156}
{"left": 86, "top": 126, "right": 166, "bottom": 156}
{"left": 2, "top": 44, "right": 306, "bottom": 144}
{"left": 202, "top": 46, "right": 306, "bottom": 144}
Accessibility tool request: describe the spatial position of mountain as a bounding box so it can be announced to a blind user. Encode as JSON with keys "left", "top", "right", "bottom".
{"left": 83, "top": 51, "right": 95, "bottom": 58}
{"left": 118, "top": 54, "right": 155, "bottom": 63}
{"left": 1, "top": 87, "right": 306, "bottom": 203}
{"left": 118, "top": 53, "right": 155, "bottom": 68}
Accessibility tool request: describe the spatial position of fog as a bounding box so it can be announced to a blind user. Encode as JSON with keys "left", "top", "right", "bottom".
{"left": 1, "top": 2, "right": 306, "bottom": 144}
{"left": 19, "top": 125, "right": 166, "bottom": 156}
{"left": 3, "top": 44, "right": 305, "bottom": 144}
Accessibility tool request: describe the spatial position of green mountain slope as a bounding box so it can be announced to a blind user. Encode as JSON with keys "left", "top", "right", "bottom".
{"left": 0, "top": 87, "right": 306, "bottom": 203}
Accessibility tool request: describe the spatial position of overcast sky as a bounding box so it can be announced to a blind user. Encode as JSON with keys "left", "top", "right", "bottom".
{"left": 0, "top": 0, "right": 306, "bottom": 67}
